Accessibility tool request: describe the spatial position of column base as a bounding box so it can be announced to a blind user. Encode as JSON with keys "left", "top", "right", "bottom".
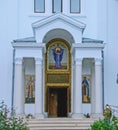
{"left": 35, "top": 113, "right": 45, "bottom": 119}
{"left": 91, "top": 113, "right": 104, "bottom": 119}
{"left": 71, "top": 113, "right": 84, "bottom": 119}
{"left": 15, "top": 113, "right": 25, "bottom": 118}
{"left": 68, "top": 112, "right": 72, "bottom": 118}
{"left": 43, "top": 112, "right": 48, "bottom": 118}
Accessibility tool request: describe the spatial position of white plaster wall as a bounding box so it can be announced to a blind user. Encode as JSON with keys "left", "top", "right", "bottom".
{"left": 104, "top": 0, "right": 118, "bottom": 107}
{"left": 16, "top": 0, "right": 34, "bottom": 38}
{"left": 0, "top": 1, "right": 17, "bottom": 106}
{"left": 83, "top": 0, "right": 98, "bottom": 39}
{"left": 0, "top": 0, "right": 118, "bottom": 111}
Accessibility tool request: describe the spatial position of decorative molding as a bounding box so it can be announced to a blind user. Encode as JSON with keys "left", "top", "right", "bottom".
{"left": 12, "top": 42, "right": 46, "bottom": 49}
{"left": 72, "top": 43, "right": 105, "bottom": 48}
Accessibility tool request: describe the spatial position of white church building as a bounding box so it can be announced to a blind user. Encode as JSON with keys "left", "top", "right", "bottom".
{"left": 0, "top": 0, "right": 118, "bottom": 119}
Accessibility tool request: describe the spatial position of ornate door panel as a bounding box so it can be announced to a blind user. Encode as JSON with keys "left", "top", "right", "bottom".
{"left": 48, "top": 89, "right": 58, "bottom": 117}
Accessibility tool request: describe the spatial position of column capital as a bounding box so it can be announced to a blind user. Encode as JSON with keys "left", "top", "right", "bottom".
{"left": 71, "top": 43, "right": 78, "bottom": 54}
{"left": 95, "top": 58, "right": 102, "bottom": 65}
{"left": 75, "top": 58, "right": 83, "bottom": 65}
{"left": 35, "top": 58, "right": 42, "bottom": 65}
{"left": 36, "top": 43, "right": 46, "bottom": 54}
{"left": 15, "top": 57, "right": 23, "bottom": 65}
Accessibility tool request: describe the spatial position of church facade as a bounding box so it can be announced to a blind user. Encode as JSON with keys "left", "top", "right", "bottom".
{"left": 0, "top": 0, "right": 118, "bottom": 118}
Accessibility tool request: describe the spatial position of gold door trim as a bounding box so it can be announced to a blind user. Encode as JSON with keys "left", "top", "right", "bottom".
{"left": 45, "top": 38, "right": 71, "bottom": 116}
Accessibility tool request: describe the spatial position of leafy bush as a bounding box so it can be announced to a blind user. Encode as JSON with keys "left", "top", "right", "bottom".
{"left": 91, "top": 104, "right": 118, "bottom": 130}
{"left": 0, "top": 101, "right": 29, "bottom": 130}
{"left": 91, "top": 116, "right": 118, "bottom": 130}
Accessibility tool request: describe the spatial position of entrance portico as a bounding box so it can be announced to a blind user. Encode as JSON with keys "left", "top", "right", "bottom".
{"left": 12, "top": 13, "right": 105, "bottom": 119}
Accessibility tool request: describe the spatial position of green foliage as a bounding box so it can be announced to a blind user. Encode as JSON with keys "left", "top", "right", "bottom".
{"left": 0, "top": 101, "right": 29, "bottom": 130}
{"left": 91, "top": 116, "right": 118, "bottom": 130}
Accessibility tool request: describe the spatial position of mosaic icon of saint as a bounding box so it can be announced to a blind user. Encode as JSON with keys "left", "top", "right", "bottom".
{"left": 53, "top": 46, "right": 63, "bottom": 68}
{"left": 82, "top": 76, "right": 90, "bottom": 102}
{"left": 26, "top": 75, "right": 34, "bottom": 103}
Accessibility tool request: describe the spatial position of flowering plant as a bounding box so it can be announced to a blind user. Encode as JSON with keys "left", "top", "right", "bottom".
{"left": 0, "top": 101, "right": 29, "bottom": 130}
{"left": 90, "top": 116, "right": 118, "bottom": 130}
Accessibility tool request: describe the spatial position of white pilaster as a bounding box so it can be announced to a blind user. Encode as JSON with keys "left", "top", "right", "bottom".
{"left": 91, "top": 62, "right": 95, "bottom": 116}
{"left": 14, "top": 57, "right": 24, "bottom": 116}
{"left": 72, "top": 58, "right": 83, "bottom": 118}
{"left": 94, "top": 58, "right": 103, "bottom": 117}
{"left": 35, "top": 58, "right": 44, "bottom": 119}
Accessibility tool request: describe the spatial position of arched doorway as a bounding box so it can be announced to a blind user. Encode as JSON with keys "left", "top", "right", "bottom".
{"left": 45, "top": 38, "right": 71, "bottom": 117}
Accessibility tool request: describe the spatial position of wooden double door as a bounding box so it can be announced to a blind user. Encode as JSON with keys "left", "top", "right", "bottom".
{"left": 48, "top": 88, "right": 67, "bottom": 117}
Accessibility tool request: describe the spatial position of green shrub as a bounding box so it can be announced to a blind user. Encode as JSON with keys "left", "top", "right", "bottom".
{"left": 0, "top": 101, "right": 29, "bottom": 130}
{"left": 91, "top": 116, "right": 118, "bottom": 130}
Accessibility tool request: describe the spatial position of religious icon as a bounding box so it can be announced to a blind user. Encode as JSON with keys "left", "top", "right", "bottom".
{"left": 47, "top": 42, "right": 68, "bottom": 70}
{"left": 82, "top": 76, "right": 90, "bottom": 103}
{"left": 53, "top": 45, "right": 64, "bottom": 69}
{"left": 25, "top": 75, "right": 35, "bottom": 103}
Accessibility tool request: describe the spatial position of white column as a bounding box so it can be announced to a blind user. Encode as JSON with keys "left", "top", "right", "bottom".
{"left": 72, "top": 58, "right": 83, "bottom": 118}
{"left": 94, "top": 58, "right": 103, "bottom": 117}
{"left": 35, "top": 58, "right": 44, "bottom": 119}
{"left": 91, "top": 62, "right": 95, "bottom": 116}
{"left": 14, "top": 58, "right": 24, "bottom": 116}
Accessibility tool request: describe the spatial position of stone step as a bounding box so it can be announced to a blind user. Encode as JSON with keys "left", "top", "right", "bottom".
{"left": 27, "top": 118, "right": 96, "bottom": 130}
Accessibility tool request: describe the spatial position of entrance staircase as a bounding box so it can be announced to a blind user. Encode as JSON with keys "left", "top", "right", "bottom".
{"left": 27, "top": 118, "right": 97, "bottom": 130}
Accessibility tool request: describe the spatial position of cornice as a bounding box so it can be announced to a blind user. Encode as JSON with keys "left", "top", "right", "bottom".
{"left": 12, "top": 42, "right": 45, "bottom": 49}
{"left": 72, "top": 43, "right": 105, "bottom": 49}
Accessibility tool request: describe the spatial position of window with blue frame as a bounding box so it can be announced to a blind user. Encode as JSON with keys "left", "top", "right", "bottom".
{"left": 34, "top": 0, "right": 45, "bottom": 13}
{"left": 70, "top": 0, "right": 81, "bottom": 13}
{"left": 52, "top": 0, "right": 62, "bottom": 13}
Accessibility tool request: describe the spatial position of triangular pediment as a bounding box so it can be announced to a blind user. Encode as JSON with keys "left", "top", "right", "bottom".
{"left": 32, "top": 13, "right": 86, "bottom": 31}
